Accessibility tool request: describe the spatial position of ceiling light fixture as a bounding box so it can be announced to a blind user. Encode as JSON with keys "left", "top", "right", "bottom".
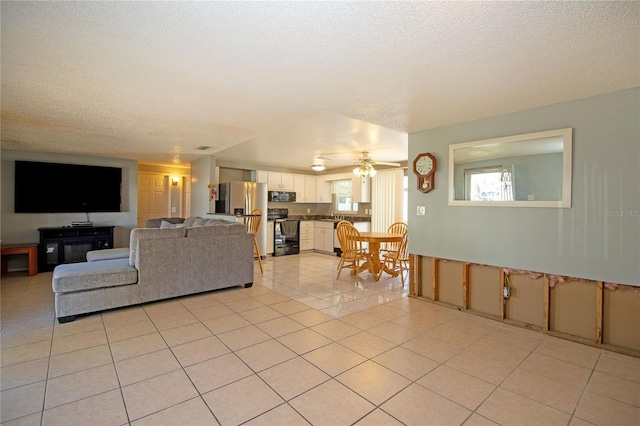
{"left": 353, "top": 162, "right": 377, "bottom": 177}
{"left": 311, "top": 164, "right": 326, "bottom": 171}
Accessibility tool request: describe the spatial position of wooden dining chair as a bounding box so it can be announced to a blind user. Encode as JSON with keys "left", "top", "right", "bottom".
{"left": 245, "top": 209, "right": 264, "bottom": 274}
{"left": 335, "top": 220, "right": 367, "bottom": 279}
{"left": 381, "top": 222, "right": 408, "bottom": 255}
{"left": 382, "top": 232, "right": 409, "bottom": 281}
{"left": 381, "top": 222, "right": 408, "bottom": 280}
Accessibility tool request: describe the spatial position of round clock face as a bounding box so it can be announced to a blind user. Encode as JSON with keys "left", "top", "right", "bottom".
{"left": 415, "top": 155, "right": 433, "bottom": 176}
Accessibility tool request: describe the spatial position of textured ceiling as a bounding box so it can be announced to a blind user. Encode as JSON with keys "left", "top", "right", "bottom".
{"left": 1, "top": 1, "right": 638, "bottom": 171}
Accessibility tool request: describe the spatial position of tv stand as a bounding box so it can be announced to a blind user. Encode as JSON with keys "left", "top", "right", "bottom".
{"left": 38, "top": 226, "right": 114, "bottom": 272}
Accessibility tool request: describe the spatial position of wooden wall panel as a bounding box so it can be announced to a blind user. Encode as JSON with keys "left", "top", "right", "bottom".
{"left": 603, "top": 286, "right": 640, "bottom": 351}
{"left": 414, "top": 255, "right": 639, "bottom": 355}
{"left": 550, "top": 280, "right": 596, "bottom": 341}
{"left": 419, "top": 256, "right": 434, "bottom": 301}
{"left": 438, "top": 260, "right": 463, "bottom": 307}
{"left": 468, "top": 265, "right": 501, "bottom": 317}
{"left": 505, "top": 274, "right": 544, "bottom": 327}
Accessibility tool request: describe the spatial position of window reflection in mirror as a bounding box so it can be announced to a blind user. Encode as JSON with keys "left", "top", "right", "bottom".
{"left": 448, "top": 128, "right": 572, "bottom": 208}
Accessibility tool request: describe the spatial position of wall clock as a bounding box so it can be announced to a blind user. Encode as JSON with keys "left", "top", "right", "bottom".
{"left": 413, "top": 153, "right": 436, "bottom": 193}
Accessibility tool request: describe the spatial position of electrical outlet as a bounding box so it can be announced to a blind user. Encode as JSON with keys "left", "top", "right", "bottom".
{"left": 527, "top": 195, "right": 535, "bottom": 201}
{"left": 503, "top": 286, "right": 511, "bottom": 299}
{"left": 306, "top": 208, "right": 310, "bottom": 213}
{"left": 171, "top": 207, "right": 176, "bottom": 213}
{"left": 417, "top": 206, "right": 426, "bottom": 216}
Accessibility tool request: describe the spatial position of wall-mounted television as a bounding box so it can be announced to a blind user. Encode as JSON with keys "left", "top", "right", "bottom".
{"left": 15, "top": 161, "right": 122, "bottom": 213}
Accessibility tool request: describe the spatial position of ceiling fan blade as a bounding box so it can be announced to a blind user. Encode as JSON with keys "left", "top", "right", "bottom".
{"left": 372, "top": 161, "right": 401, "bottom": 167}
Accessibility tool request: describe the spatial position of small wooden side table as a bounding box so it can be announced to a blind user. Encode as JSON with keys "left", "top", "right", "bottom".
{"left": 1, "top": 243, "right": 38, "bottom": 276}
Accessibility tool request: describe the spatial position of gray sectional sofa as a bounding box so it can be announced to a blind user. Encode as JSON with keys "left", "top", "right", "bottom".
{"left": 51, "top": 217, "right": 254, "bottom": 322}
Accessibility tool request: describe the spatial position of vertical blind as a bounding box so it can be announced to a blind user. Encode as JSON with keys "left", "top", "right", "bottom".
{"left": 371, "top": 169, "right": 405, "bottom": 232}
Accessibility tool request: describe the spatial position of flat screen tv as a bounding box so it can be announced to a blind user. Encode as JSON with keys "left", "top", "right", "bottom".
{"left": 15, "top": 161, "right": 122, "bottom": 213}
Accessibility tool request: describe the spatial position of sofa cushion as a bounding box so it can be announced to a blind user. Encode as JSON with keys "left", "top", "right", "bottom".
{"left": 186, "top": 221, "right": 246, "bottom": 237}
{"left": 129, "top": 227, "right": 186, "bottom": 266}
{"left": 160, "top": 220, "right": 184, "bottom": 229}
{"left": 87, "top": 247, "right": 130, "bottom": 262}
{"left": 145, "top": 217, "right": 185, "bottom": 228}
{"left": 53, "top": 258, "right": 137, "bottom": 293}
{"left": 190, "top": 218, "right": 209, "bottom": 227}
{"left": 204, "top": 215, "right": 239, "bottom": 223}
{"left": 183, "top": 216, "right": 202, "bottom": 228}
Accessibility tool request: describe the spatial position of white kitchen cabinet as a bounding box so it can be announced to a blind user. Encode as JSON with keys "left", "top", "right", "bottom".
{"left": 315, "top": 177, "right": 332, "bottom": 203}
{"left": 267, "top": 172, "right": 294, "bottom": 191}
{"left": 299, "top": 221, "right": 314, "bottom": 250}
{"left": 266, "top": 220, "right": 274, "bottom": 255}
{"left": 294, "top": 175, "right": 317, "bottom": 202}
{"left": 314, "top": 221, "right": 335, "bottom": 253}
{"left": 352, "top": 176, "right": 370, "bottom": 203}
{"left": 255, "top": 170, "right": 268, "bottom": 185}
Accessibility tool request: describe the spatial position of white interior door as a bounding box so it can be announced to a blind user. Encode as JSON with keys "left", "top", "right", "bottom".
{"left": 137, "top": 172, "right": 169, "bottom": 228}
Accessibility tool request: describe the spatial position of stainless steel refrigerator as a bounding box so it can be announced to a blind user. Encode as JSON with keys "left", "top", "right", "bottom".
{"left": 215, "top": 181, "right": 267, "bottom": 258}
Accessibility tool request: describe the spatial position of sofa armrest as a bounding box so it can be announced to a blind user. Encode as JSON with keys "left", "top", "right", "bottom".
{"left": 86, "top": 247, "right": 130, "bottom": 262}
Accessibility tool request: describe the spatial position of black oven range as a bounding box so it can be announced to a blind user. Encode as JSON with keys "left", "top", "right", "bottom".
{"left": 267, "top": 208, "right": 300, "bottom": 256}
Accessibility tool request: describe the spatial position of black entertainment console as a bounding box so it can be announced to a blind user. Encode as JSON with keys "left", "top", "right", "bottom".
{"left": 38, "top": 226, "right": 115, "bottom": 272}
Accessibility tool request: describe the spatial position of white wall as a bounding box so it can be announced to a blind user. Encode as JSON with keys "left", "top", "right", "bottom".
{"left": 408, "top": 88, "right": 639, "bottom": 286}
{"left": 190, "top": 156, "right": 217, "bottom": 217}
{"left": 1, "top": 150, "right": 138, "bottom": 248}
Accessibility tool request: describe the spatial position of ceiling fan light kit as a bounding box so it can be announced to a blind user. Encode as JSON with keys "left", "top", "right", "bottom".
{"left": 311, "top": 164, "right": 326, "bottom": 171}
{"left": 353, "top": 162, "right": 377, "bottom": 177}
{"left": 352, "top": 152, "right": 401, "bottom": 177}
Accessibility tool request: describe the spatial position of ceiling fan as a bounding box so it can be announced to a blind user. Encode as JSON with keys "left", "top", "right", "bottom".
{"left": 355, "top": 152, "right": 401, "bottom": 167}
{"left": 311, "top": 155, "right": 333, "bottom": 171}
{"left": 353, "top": 152, "right": 400, "bottom": 177}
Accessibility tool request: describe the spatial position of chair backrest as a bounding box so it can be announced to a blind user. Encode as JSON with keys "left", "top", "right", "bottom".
{"left": 387, "top": 222, "right": 408, "bottom": 236}
{"left": 398, "top": 232, "right": 409, "bottom": 259}
{"left": 385, "top": 222, "right": 408, "bottom": 255}
{"left": 246, "top": 209, "right": 262, "bottom": 235}
{"left": 336, "top": 220, "right": 363, "bottom": 257}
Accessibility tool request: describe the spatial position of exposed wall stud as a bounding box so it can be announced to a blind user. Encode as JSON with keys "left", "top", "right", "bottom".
{"left": 596, "top": 281, "right": 603, "bottom": 344}
{"left": 543, "top": 275, "right": 550, "bottom": 332}
{"left": 409, "top": 254, "right": 419, "bottom": 297}
{"left": 462, "top": 263, "right": 470, "bottom": 310}
{"left": 499, "top": 269, "right": 505, "bottom": 319}
{"left": 432, "top": 257, "right": 439, "bottom": 301}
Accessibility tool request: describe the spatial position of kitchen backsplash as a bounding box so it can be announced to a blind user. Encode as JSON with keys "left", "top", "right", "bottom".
{"left": 267, "top": 202, "right": 371, "bottom": 217}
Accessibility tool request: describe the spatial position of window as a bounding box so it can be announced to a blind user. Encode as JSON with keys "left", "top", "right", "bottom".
{"left": 464, "top": 166, "right": 514, "bottom": 201}
{"left": 331, "top": 179, "right": 358, "bottom": 212}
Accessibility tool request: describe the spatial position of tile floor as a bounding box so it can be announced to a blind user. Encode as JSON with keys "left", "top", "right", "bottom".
{"left": 1, "top": 252, "right": 639, "bottom": 425}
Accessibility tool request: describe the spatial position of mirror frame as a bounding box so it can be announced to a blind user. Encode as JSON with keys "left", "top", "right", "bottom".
{"left": 448, "top": 128, "right": 572, "bottom": 208}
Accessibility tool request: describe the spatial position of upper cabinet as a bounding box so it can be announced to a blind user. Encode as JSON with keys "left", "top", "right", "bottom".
{"left": 268, "top": 172, "right": 294, "bottom": 191}
{"left": 351, "top": 176, "right": 371, "bottom": 203}
{"left": 294, "top": 175, "right": 317, "bottom": 202}
{"left": 316, "top": 178, "right": 332, "bottom": 203}
{"left": 254, "top": 170, "right": 365, "bottom": 203}
{"left": 254, "top": 171, "right": 295, "bottom": 191}
{"left": 254, "top": 170, "right": 268, "bottom": 185}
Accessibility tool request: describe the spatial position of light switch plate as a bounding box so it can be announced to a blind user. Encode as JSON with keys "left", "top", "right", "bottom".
{"left": 417, "top": 206, "right": 426, "bottom": 216}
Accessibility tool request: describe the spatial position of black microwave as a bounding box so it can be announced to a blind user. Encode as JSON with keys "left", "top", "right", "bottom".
{"left": 268, "top": 191, "right": 296, "bottom": 202}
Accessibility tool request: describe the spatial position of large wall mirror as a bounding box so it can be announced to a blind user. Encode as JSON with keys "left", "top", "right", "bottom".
{"left": 448, "top": 128, "right": 572, "bottom": 208}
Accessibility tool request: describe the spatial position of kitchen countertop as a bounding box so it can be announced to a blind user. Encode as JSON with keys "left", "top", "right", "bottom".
{"left": 288, "top": 215, "right": 371, "bottom": 223}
